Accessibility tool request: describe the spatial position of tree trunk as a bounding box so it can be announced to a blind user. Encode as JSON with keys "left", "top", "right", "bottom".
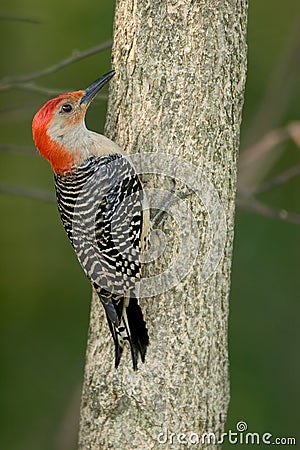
{"left": 78, "top": 1, "right": 248, "bottom": 449}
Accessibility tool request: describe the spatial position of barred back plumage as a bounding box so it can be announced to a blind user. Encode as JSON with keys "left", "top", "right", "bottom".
{"left": 54, "top": 154, "right": 149, "bottom": 369}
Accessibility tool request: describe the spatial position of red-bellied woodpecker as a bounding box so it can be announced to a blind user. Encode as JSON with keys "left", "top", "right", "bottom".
{"left": 32, "top": 71, "right": 149, "bottom": 370}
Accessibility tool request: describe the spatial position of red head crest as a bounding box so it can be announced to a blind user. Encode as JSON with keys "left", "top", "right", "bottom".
{"left": 32, "top": 71, "right": 115, "bottom": 175}
{"left": 32, "top": 92, "right": 85, "bottom": 175}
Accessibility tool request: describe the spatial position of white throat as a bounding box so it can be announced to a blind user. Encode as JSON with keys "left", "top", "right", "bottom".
{"left": 47, "top": 118, "right": 122, "bottom": 158}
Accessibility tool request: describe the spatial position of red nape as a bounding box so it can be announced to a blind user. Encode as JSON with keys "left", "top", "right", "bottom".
{"left": 35, "top": 134, "right": 75, "bottom": 175}
{"left": 32, "top": 95, "right": 80, "bottom": 175}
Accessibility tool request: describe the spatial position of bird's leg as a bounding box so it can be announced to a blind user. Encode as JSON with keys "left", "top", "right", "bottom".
{"left": 150, "top": 179, "right": 195, "bottom": 229}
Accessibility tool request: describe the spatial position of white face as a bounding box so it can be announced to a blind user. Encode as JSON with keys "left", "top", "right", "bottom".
{"left": 50, "top": 94, "right": 85, "bottom": 125}
{"left": 47, "top": 95, "right": 89, "bottom": 153}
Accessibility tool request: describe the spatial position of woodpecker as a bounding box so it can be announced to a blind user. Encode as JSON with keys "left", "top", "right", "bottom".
{"left": 32, "top": 71, "right": 149, "bottom": 370}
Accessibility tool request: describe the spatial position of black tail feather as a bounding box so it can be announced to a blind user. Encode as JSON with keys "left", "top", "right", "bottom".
{"left": 126, "top": 297, "right": 149, "bottom": 365}
{"left": 104, "top": 296, "right": 149, "bottom": 370}
{"left": 105, "top": 311, "right": 123, "bottom": 368}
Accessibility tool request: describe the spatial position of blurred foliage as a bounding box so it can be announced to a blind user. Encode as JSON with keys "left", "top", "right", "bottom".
{"left": 0, "top": 1, "right": 299, "bottom": 449}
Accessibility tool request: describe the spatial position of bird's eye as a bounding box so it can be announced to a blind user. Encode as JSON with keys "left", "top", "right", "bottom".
{"left": 61, "top": 103, "right": 73, "bottom": 113}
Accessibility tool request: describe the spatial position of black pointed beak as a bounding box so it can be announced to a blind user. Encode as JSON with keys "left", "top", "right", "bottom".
{"left": 80, "top": 70, "right": 115, "bottom": 105}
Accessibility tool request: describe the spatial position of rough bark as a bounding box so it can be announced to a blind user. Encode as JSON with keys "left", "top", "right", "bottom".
{"left": 78, "top": 1, "right": 248, "bottom": 449}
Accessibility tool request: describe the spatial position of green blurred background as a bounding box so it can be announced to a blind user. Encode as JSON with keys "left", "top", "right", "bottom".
{"left": 0, "top": 1, "right": 299, "bottom": 449}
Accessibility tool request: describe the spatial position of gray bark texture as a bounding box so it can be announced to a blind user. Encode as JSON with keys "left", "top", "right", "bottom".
{"left": 78, "top": 1, "right": 248, "bottom": 449}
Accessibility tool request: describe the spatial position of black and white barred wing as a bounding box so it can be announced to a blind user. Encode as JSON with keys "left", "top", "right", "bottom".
{"left": 55, "top": 154, "right": 149, "bottom": 368}
{"left": 57, "top": 155, "right": 145, "bottom": 322}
